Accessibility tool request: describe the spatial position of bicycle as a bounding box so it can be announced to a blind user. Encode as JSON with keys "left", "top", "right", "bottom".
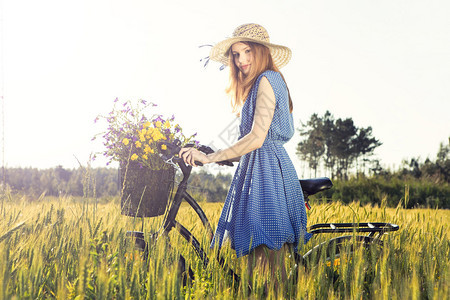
{"left": 124, "top": 139, "right": 399, "bottom": 288}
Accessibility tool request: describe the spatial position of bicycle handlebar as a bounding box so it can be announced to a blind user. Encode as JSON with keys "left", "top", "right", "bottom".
{"left": 158, "top": 140, "right": 234, "bottom": 168}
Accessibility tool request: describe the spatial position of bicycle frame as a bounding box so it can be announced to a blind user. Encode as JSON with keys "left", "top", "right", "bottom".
{"left": 160, "top": 161, "right": 212, "bottom": 267}
{"left": 127, "top": 154, "right": 240, "bottom": 284}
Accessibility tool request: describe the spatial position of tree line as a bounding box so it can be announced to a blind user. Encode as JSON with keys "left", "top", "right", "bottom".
{"left": 1, "top": 157, "right": 447, "bottom": 208}
{"left": 399, "top": 140, "right": 450, "bottom": 183}
{"left": 315, "top": 141, "right": 449, "bottom": 209}
{"left": 296, "top": 111, "right": 449, "bottom": 185}
{"left": 1, "top": 166, "right": 119, "bottom": 198}
{"left": 0, "top": 165, "right": 233, "bottom": 202}
{"left": 1, "top": 111, "right": 448, "bottom": 208}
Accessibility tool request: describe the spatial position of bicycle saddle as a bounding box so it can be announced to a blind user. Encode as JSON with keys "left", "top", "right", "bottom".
{"left": 299, "top": 177, "right": 333, "bottom": 196}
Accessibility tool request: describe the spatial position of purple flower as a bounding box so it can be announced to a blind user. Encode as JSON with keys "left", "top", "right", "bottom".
{"left": 114, "top": 97, "right": 119, "bottom": 103}
{"left": 154, "top": 115, "right": 164, "bottom": 123}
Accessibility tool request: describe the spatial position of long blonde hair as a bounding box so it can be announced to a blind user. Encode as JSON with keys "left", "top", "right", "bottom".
{"left": 225, "top": 41, "right": 293, "bottom": 114}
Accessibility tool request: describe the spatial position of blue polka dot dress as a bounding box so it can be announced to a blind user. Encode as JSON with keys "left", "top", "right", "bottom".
{"left": 211, "top": 70, "right": 312, "bottom": 258}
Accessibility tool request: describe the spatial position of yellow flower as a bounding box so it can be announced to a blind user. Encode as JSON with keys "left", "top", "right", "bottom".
{"left": 144, "top": 145, "right": 151, "bottom": 154}
{"left": 122, "top": 138, "right": 129, "bottom": 146}
{"left": 152, "top": 131, "right": 161, "bottom": 141}
{"left": 155, "top": 121, "right": 162, "bottom": 128}
{"left": 153, "top": 130, "right": 166, "bottom": 141}
{"left": 163, "top": 120, "right": 170, "bottom": 128}
{"left": 141, "top": 129, "right": 147, "bottom": 135}
{"left": 131, "top": 153, "right": 138, "bottom": 161}
{"left": 142, "top": 154, "right": 148, "bottom": 160}
{"left": 139, "top": 134, "right": 146, "bottom": 142}
{"left": 143, "top": 121, "right": 151, "bottom": 128}
{"left": 161, "top": 144, "right": 167, "bottom": 150}
{"left": 135, "top": 141, "right": 142, "bottom": 148}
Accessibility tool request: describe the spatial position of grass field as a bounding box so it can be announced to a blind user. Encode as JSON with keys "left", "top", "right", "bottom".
{"left": 0, "top": 196, "right": 448, "bottom": 299}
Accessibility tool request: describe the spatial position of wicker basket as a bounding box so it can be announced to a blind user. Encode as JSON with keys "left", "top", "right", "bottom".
{"left": 119, "top": 160, "right": 175, "bottom": 218}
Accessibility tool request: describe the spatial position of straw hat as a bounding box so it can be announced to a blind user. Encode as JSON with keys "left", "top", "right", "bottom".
{"left": 209, "top": 23, "right": 292, "bottom": 69}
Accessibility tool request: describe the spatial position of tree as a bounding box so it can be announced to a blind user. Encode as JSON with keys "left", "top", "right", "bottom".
{"left": 352, "top": 126, "right": 382, "bottom": 176}
{"left": 332, "top": 117, "right": 357, "bottom": 180}
{"left": 296, "top": 114, "right": 325, "bottom": 177}
{"left": 321, "top": 111, "right": 337, "bottom": 177}
{"left": 406, "top": 138, "right": 450, "bottom": 182}
{"left": 297, "top": 111, "right": 382, "bottom": 179}
{"left": 435, "top": 140, "right": 450, "bottom": 182}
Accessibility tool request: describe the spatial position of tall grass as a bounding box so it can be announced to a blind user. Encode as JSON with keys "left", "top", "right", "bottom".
{"left": 0, "top": 194, "right": 448, "bottom": 299}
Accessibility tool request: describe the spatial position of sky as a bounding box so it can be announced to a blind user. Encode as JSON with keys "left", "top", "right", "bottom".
{"left": 1, "top": 0, "right": 449, "bottom": 177}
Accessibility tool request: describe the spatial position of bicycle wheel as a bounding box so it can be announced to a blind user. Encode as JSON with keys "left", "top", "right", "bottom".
{"left": 302, "top": 235, "right": 383, "bottom": 269}
{"left": 125, "top": 231, "right": 150, "bottom": 261}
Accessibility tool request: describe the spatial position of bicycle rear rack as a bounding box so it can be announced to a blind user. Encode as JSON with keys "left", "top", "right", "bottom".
{"left": 308, "top": 222, "right": 399, "bottom": 238}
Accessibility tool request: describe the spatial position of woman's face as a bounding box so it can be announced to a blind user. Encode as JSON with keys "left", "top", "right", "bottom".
{"left": 231, "top": 42, "right": 253, "bottom": 76}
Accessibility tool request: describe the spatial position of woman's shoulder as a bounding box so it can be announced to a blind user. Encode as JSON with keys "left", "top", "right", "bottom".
{"left": 258, "top": 70, "right": 281, "bottom": 80}
{"left": 257, "top": 70, "right": 285, "bottom": 89}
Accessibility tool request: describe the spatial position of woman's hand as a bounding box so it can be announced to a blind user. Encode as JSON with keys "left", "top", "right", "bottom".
{"left": 179, "top": 147, "right": 211, "bottom": 167}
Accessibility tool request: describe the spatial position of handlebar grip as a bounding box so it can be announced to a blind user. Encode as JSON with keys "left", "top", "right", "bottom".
{"left": 198, "top": 145, "right": 214, "bottom": 155}
{"left": 218, "top": 160, "right": 234, "bottom": 166}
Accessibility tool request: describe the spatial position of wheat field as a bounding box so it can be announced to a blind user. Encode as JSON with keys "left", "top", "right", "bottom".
{"left": 0, "top": 195, "right": 448, "bottom": 299}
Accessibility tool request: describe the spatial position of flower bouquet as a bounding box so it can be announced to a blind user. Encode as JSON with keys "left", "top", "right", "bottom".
{"left": 95, "top": 98, "right": 196, "bottom": 217}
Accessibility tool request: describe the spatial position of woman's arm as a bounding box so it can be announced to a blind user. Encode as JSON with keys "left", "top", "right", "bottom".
{"left": 206, "top": 76, "right": 276, "bottom": 163}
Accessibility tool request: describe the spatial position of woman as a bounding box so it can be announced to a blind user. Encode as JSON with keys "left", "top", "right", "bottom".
{"left": 179, "top": 23, "right": 311, "bottom": 286}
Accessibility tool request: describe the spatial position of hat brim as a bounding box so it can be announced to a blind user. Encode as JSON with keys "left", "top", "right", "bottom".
{"left": 209, "top": 37, "right": 292, "bottom": 69}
